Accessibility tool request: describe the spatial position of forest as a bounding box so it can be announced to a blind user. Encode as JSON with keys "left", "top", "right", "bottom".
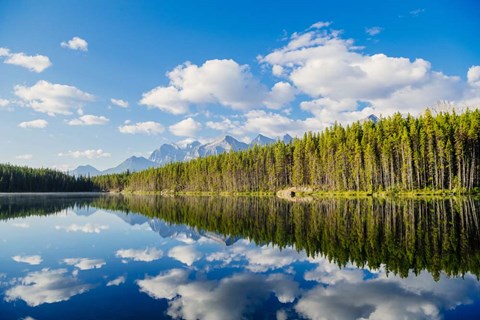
{"left": 93, "top": 109, "right": 480, "bottom": 194}
{"left": 0, "top": 164, "right": 94, "bottom": 192}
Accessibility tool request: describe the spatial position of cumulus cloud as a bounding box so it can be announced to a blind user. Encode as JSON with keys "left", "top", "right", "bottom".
{"left": 0, "top": 98, "right": 10, "bottom": 107}
{"left": 107, "top": 276, "right": 126, "bottom": 287}
{"left": 67, "top": 115, "right": 109, "bottom": 126}
{"left": 55, "top": 223, "right": 109, "bottom": 233}
{"left": 57, "top": 150, "right": 111, "bottom": 159}
{"left": 366, "top": 26, "right": 383, "bottom": 36}
{"left": 12, "top": 255, "right": 43, "bottom": 265}
{"left": 4, "top": 268, "right": 91, "bottom": 307}
{"left": 258, "top": 24, "right": 477, "bottom": 125}
{"left": 63, "top": 258, "right": 106, "bottom": 270}
{"left": 207, "top": 109, "right": 321, "bottom": 138}
{"left": 111, "top": 98, "right": 129, "bottom": 108}
{"left": 61, "top": 37, "right": 88, "bottom": 51}
{"left": 18, "top": 119, "right": 48, "bottom": 129}
{"left": 14, "top": 80, "right": 94, "bottom": 116}
{"left": 115, "top": 247, "right": 163, "bottom": 262}
{"left": 118, "top": 121, "right": 164, "bottom": 135}
{"left": 168, "top": 245, "right": 202, "bottom": 266}
{"left": 139, "top": 59, "right": 292, "bottom": 114}
{"left": 0, "top": 47, "right": 51, "bottom": 72}
{"left": 169, "top": 117, "right": 201, "bottom": 137}
{"left": 467, "top": 66, "right": 480, "bottom": 87}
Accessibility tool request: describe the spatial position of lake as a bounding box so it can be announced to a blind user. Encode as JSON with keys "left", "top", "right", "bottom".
{"left": 1, "top": 194, "right": 480, "bottom": 319}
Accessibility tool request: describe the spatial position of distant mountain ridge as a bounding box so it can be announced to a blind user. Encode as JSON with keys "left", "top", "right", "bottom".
{"left": 71, "top": 133, "right": 293, "bottom": 177}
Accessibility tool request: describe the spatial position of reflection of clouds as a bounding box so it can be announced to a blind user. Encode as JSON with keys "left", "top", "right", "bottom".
{"left": 4, "top": 268, "right": 91, "bottom": 307}
{"left": 304, "top": 258, "right": 364, "bottom": 285}
{"left": 64, "top": 258, "right": 106, "bottom": 270}
{"left": 116, "top": 247, "right": 163, "bottom": 262}
{"left": 107, "top": 275, "right": 126, "bottom": 287}
{"left": 55, "top": 223, "right": 109, "bottom": 234}
{"left": 137, "top": 268, "right": 189, "bottom": 299}
{"left": 296, "top": 269, "right": 480, "bottom": 320}
{"left": 206, "top": 240, "right": 307, "bottom": 272}
{"left": 12, "top": 222, "right": 30, "bottom": 228}
{"left": 137, "top": 269, "right": 298, "bottom": 320}
{"left": 168, "top": 245, "right": 202, "bottom": 266}
{"left": 12, "top": 255, "right": 43, "bottom": 265}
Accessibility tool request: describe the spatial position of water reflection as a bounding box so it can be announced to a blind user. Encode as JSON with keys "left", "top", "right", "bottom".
{"left": 0, "top": 194, "right": 479, "bottom": 319}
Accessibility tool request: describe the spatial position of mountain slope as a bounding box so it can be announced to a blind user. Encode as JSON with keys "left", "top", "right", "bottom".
{"left": 102, "top": 156, "right": 159, "bottom": 175}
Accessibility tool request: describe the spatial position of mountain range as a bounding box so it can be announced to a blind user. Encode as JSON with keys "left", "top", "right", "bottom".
{"left": 71, "top": 133, "right": 293, "bottom": 177}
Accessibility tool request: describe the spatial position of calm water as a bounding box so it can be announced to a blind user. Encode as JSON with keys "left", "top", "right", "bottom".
{"left": 1, "top": 194, "right": 480, "bottom": 320}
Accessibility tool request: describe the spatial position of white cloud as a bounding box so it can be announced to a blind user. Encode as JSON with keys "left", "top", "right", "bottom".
{"left": 169, "top": 117, "right": 201, "bottom": 137}
{"left": 310, "top": 21, "right": 331, "bottom": 29}
{"left": 264, "top": 82, "right": 296, "bottom": 109}
{"left": 0, "top": 47, "right": 51, "bottom": 72}
{"left": 57, "top": 150, "right": 111, "bottom": 159}
{"left": 67, "top": 115, "right": 109, "bottom": 126}
{"left": 116, "top": 247, "right": 163, "bottom": 262}
{"left": 61, "top": 37, "right": 88, "bottom": 51}
{"left": 118, "top": 121, "right": 164, "bottom": 135}
{"left": 259, "top": 24, "right": 477, "bottom": 125}
{"left": 140, "top": 59, "right": 290, "bottom": 114}
{"left": 410, "top": 8, "right": 425, "bottom": 16}
{"left": 207, "top": 109, "right": 321, "bottom": 138}
{"left": 107, "top": 276, "right": 126, "bottom": 287}
{"left": 18, "top": 119, "right": 48, "bottom": 129}
{"left": 168, "top": 245, "right": 202, "bottom": 266}
{"left": 366, "top": 26, "right": 383, "bottom": 36}
{"left": 4, "top": 268, "right": 91, "bottom": 307}
{"left": 14, "top": 80, "right": 94, "bottom": 116}
{"left": 64, "top": 258, "right": 106, "bottom": 270}
{"left": 55, "top": 223, "right": 109, "bottom": 233}
{"left": 12, "top": 255, "right": 43, "bottom": 265}
{"left": 16, "top": 154, "right": 33, "bottom": 160}
{"left": 0, "top": 98, "right": 10, "bottom": 107}
{"left": 467, "top": 65, "right": 480, "bottom": 87}
{"left": 110, "top": 98, "right": 129, "bottom": 108}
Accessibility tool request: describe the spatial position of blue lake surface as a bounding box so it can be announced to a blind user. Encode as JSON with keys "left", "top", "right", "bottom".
{"left": 0, "top": 194, "right": 479, "bottom": 319}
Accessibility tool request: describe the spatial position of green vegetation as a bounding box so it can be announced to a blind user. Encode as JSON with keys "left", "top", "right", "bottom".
{"left": 0, "top": 164, "right": 95, "bottom": 192}
{"left": 3, "top": 193, "right": 479, "bottom": 278}
{"left": 94, "top": 109, "right": 480, "bottom": 194}
{"left": 92, "top": 195, "right": 480, "bottom": 279}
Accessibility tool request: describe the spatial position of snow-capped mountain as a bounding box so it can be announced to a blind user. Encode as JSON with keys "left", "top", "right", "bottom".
{"left": 71, "top": 133, "right": 295, "bottom": 177}
{"left": 250, "top": 134, "right": 276, "bottom": 146}
{"left": 149, "top": 143, "right": 185, "bottom": 165}
{"left": 197, "top": 135, "right": 249, "bottom": 157}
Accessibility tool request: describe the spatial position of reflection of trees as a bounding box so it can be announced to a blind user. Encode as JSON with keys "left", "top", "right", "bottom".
{"left": 2, "top": 194, "right": 480, "bottom": 279}
{"left": 93, "top": 195, "right": 480, "bottom": 279}
{"left": 0, "top": 195, "right": 100, "bottom": 220}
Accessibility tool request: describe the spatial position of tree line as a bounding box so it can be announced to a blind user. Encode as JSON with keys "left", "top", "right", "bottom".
{"left": 0, "top": 164, "right": 95, "bottom": 192}
{"left": 93, "top": 109, "right": 480, "bottom": 193}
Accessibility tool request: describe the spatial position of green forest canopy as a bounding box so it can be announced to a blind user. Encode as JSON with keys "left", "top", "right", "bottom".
{"left": 93, "top": 109, "right": 480, "bottom": 194}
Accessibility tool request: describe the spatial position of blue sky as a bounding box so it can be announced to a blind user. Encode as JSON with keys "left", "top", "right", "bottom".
{"left": 0, "top": 0, "right": 479, "bottom": 170}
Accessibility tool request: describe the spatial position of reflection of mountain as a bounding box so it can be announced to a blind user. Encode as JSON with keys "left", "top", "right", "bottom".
{"left": 113, "top": 211, "right": 239, "bottom": 245}
{"left": 92, "top": 195, "right": 480, "bottom": 279}
{"left": 73, "top": 205, "right": 98, "bottom": 216}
